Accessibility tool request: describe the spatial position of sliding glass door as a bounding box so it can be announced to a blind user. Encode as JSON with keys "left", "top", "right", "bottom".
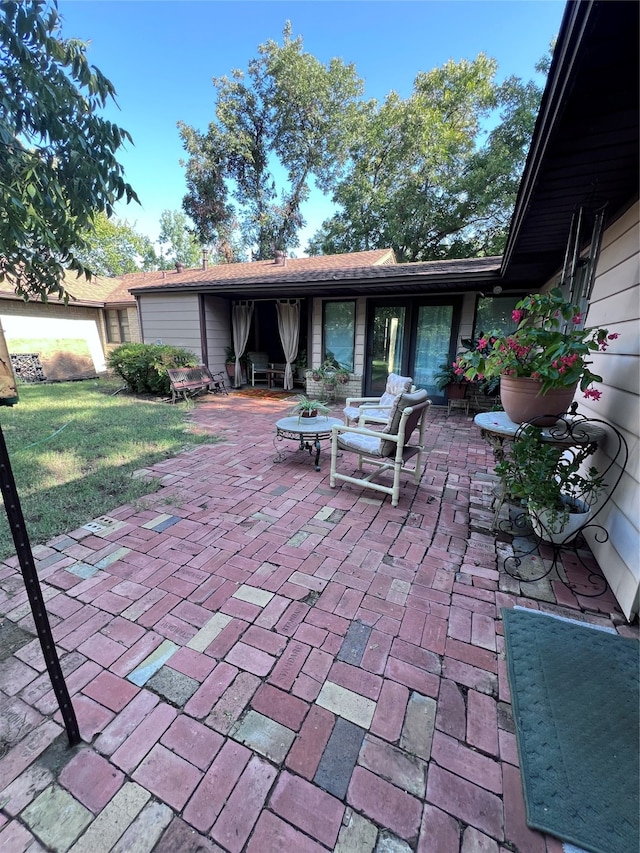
{"left": 366, "top": 298, "right": 461, "bottom": 403}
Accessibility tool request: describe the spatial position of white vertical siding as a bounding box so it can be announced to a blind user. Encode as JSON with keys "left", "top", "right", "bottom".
{"left": 138, "top": 293, "right": 202, "bottom": 358}
{"left": 580, "top": 201, "right": 640, "bottom": 620}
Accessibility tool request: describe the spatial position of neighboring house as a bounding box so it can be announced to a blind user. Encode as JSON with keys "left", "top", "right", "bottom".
{"left": 0, "top": 274, "right": 135, "bottom": 381}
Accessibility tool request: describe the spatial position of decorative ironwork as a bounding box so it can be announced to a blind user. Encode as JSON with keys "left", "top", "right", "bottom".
{"left": 10, "top": 353, "right": 46, "bottom": 383}
{"left": 273, "top": 416, "right": 343, "bottom": 471}
{"left": 500, "top": 409, "right": 628, "bottom": 597}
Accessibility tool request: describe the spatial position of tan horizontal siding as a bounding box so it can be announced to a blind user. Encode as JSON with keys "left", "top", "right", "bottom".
{"left": 139, "top": 294, "right": 202, "bottom": 358}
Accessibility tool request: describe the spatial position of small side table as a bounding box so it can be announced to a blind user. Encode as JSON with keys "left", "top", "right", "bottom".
{"left": 274, "top": 416, "right": 343, "bottom": 471}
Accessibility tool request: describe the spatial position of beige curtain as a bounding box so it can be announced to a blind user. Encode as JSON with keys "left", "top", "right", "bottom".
{"left": 231, "top": 301, "right": 253, "bottom": 388}
{"left": 276, "top": 300, "right": 300, "bottom": 391}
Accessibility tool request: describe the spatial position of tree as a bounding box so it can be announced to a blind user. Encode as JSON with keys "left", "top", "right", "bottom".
{"left": 179, "top": 22, "right": 363, "bottom": 260}
{"left": 75, "top": 212, "right": 157, "bottom": 276}
{"left": 157, "top": 209, "right": 202, "bottom": 269}
{"left": 0, "top": 0, "right": 138, "bottom": 300}
{"left": 307, "top": 54, "right": 547, "bottom": 262}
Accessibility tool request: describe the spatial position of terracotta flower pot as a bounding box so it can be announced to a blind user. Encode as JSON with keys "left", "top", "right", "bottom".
{"left": 499, "top": 375, "right": 577, "bottom": 426}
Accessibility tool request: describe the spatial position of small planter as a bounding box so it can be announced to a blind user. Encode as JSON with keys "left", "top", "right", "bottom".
{"left": 529, "top": 495, "right": 591, "bottom": 544}
{"left": 300, "top": 409, "right": 318, "bottom": 419}
{"left": 447, "top": 383, "right": 467, "bottom": 400}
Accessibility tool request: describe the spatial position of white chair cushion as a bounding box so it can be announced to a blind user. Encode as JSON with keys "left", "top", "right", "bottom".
{"left": 343, "top": 406, "right": 362, "bottom": 422}
{"left": 378, "top": 391, "right": 397, "bottom": 407}
{"left": 336, "top": 432, "right": 383, "bottom": 456}
{"left": 385, "top": 374, "right": 413, "bottom": 396}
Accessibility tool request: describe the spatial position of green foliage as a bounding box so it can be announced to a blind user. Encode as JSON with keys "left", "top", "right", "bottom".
{"left": 0, "top": 378, "right": 216, "bottom": 560}
{"left": 454, "top": 288, "right": 614, "bottom": 397}
{"left": 107, "top": 343, "right": 197, "bottom": 394}
{"left": 179, "top": 22, "right": 363, "bottom": 260}
{"left": 433, "top": 362, "right": 466, "bottom": 391}
{"left": 74, "top": 211, "right": 157, "bottom": 276}
{"left": 496, "top": 423, "right": 606, "bottom": 524}
{"left": 158, "top": 209, "right": 202, "bottom": 269}
{"left": 311, "top": 359, "right": 350, "bottom": 390}
{"left": 288, "top": 395, "right": 330, "bottom": 420}
{"left": 307, "top": 52, "right": 548, "bottom": 262}
{"left": 0, "top": 0, "right": 138, "bottom": 300}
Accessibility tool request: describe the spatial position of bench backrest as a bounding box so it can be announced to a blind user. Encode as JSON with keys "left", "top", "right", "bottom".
{"left": 168, "top": 366, "right": 211, "bottom": 386}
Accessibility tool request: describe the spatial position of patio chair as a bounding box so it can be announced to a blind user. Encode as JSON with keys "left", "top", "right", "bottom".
{"left": 246, "top": 352, "right": 271, "bottom": 386}
{"left": 343, "top": 373, "right": 414, "bottom": 426}
{"left": 330, "top": 389, "right": 431, "bottom": 506}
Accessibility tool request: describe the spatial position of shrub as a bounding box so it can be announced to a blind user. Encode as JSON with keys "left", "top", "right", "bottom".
{"left": 107, "top": 343, "right": 197, "bottom": 394}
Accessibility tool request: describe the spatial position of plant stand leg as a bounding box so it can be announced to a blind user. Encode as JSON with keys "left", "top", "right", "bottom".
{"left": 0, "top": 424, "right": 80, "bottom": 746}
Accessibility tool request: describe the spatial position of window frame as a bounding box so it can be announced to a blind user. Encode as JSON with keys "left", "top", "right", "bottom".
{"left": 322, "top": 299, "right": 356, "bottom": 372}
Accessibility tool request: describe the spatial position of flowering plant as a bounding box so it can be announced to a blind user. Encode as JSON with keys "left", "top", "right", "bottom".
{"left": 454, "top": 288, "right": 618, "bottom": 400}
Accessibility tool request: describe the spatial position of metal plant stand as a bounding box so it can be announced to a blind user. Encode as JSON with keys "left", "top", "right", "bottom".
{"left": 499, "top": 410, "right": 628, "bottom": 597}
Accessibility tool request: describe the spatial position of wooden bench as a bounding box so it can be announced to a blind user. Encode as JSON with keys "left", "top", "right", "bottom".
{"left": 167, "top": 366, "right": 228, "bottom": 403}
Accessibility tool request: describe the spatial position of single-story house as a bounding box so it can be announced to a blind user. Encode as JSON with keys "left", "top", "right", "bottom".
{"left": 0, "top": 1, "right": 636, "bottom": 617}
{"left": 125, "top": 0, "right": 638, "bottom": 618}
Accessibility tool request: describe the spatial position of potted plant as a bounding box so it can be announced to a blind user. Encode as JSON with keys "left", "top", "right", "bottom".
{"left": 496, "top": 422, "right": 606, "bottom": 543}
{"left": 434, "top": 361, "right": 468, "bottom": 400}
{"left": 224, "top": 346, "right": 248, "bottom": 383}
{"left": 294, "top": 350, "right": 308, "bottom": 384}
{"left": 311, "top": 358, "right": 350, "bottom": 399}
{"left": 288, "top": 395, "right": 331, "bottom": 421}
{"left": 454, "top": 288, "right": 618, "bottom": 424}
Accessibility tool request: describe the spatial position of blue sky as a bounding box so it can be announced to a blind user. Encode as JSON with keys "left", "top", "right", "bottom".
{"left": 57, "top": 0, "right": 566, "bottom": 254}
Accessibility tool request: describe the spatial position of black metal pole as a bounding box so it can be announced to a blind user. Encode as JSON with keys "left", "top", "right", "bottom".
{"left": 0, "top": 422, "right": 80, "bottom": 745}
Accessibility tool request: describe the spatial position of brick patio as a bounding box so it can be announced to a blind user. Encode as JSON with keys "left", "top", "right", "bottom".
{"left": 0, "top": 393, "right": 636, "bottom": 852}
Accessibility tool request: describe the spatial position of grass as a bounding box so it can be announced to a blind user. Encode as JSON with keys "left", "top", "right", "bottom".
{"left": 0, "top": 377, "right": 218, "bottom": 561}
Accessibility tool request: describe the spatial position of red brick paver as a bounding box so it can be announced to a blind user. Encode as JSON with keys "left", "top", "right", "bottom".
{"left": 0, "top": 395, "right": 635, "bottom": 852}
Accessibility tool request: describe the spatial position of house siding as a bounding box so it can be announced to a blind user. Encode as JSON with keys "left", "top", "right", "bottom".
{"left": 579, "top": 201, "right": 639, "bottom": 620}
{"left": 0, "top": 301, "right": 107, "bottom": 379}
{"left": 137, "top": 293, "right": 203, "bottom": 359}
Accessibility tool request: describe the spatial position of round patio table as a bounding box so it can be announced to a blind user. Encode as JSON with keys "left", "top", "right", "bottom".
{"left": 273, "top": 415, "right": 343, "bottom": 471}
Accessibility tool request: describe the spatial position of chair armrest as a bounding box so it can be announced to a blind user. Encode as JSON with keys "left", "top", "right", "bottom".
{"left": 358, "top": 403, "right": 391, "bottom": 412}
{"left": 331, "top": 423, "right": 399, "bottom": 443}
{"left": 345, "top": 396, "right": 380, "bottom": 407}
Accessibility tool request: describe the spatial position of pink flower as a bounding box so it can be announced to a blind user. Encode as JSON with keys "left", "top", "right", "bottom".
{"left": 512, "top": 309, "right": 524, "bottom": 323}
{"left": 608, "top": 333, "right": 620, "bottom": 340}
{"left": 583, "top": 388, "right": 602, "bottom": 401}
{"left": 477, "top": 337, "right": 489, "bottom": 351}
{"left": 572, "top": 313, "right": 582, "bottom": 324}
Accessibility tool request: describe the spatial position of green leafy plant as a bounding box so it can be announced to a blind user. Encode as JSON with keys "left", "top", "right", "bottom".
{"left": 454, "top": 288, "right": 618, "bottom": 400}
{"left": 311, "top": 359, "right": 350, "bottom": 388}
{"left": 496, "top": 423, "right": 606, "bottom": 528}
{"left": 433, "top": 361, "right": 467, "bottom": 391}
{"left": 107, "top": 344, "right": 196, "bottom": 394}
{"left": 288, "top": 395, "right": 330, "bottom": 420}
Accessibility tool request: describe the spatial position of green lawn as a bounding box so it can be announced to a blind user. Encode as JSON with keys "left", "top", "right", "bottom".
{"left": 0, "top": 377, "right": 218, "bottom": 561}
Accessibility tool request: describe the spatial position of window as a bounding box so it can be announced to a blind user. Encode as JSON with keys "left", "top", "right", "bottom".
{"left": 474, "top": 295, "right": 520, "bottom": 338}
{"left": 323, "top": 301, "right": 355, "bottom": 371}
{"left": 106, "top": 309, "right": 131, "bottom": 343}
